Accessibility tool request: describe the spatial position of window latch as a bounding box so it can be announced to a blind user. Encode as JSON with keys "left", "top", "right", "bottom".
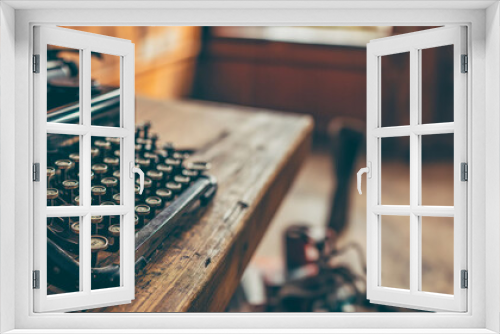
{"left": 461, "top": 270, "right": 468, "bottom": 289}
{"left": 33, "top": 270, "right": 40, "bottom": 289}
{"left": 130, "top": 161, "right": 144, "bottom": 195}
{"left": 33, "top": 163, "right": 40, "bottom": 182}
{"left": 357, "top": 162, "right": 372, "bottom": 195}
{"left": 461, "top": 162, "right": 468, "bottom": 182}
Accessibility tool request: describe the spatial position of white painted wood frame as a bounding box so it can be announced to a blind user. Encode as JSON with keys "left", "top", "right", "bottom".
{"left": 1, "top": 1, "right": 498, "bottom": 333}
{"left": 32, "top": 26, "right": 135, "bottom": 312}
{"left": 365, "top": 26, "right": 467, "bottom": 312}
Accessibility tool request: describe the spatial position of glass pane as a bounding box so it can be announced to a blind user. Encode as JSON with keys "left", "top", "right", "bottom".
{"left": 421, "top": 217, "right": 454, "bottom": 294}
{"left": 91, "top": 52, "right": 121, "bottom": 127}
{"left": 47, "top": 45, "right": 80, "bottom": 124}
{"left": 381, "top": 52, "right": 410, "bottom": 127}
{"left": 381, "top": 215, "right": 410, "bottom": 290}
{"left": 47, "top": 134, "right": 81, "bottom": 206}
{"left": 421, "top": 133, "right": 454, "bottom": 206}
{"left": 91, "top": 137, "right": 121, "bottom": 205}
{"left": 421, "top": 45, "right": 454, "bottom": 124}
{"left": 91, "top": 215, "right": 121, "bottom": 290}
{"left": 381, "top": 136, "right": 410, "bottom": 205}
{"left": 47, "top": 216, "right": 81, "bottom": 295}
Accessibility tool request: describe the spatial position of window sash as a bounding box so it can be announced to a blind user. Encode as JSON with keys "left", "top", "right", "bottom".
{"left": 366, "top": 26, "right": 468, "bottom": 312}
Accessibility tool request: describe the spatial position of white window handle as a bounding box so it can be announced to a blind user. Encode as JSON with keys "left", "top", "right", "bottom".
{"left": 357, "top": 162, "right": 371, "bottom": 195}
{"left": 130, "top": 162, "right": 145, "bottom": 195}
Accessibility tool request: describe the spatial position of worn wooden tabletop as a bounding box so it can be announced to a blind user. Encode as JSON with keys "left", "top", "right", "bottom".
{"left": 98, "top": 98, "right": 313, "bottom": 312}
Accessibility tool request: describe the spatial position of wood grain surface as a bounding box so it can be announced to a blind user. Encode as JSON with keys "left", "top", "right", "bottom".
{"left": 95, "top": 98, "right": 313, "bottom": 312}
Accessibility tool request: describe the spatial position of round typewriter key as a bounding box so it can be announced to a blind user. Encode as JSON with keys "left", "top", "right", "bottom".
{"left": 146, "top": 196, "right": 162, "bottom": 216}
{"left": 157, "top": 164, "right": 173, "bottom": 181}
{"left": 174, "top": 175, "right": 190, "bottom": 188}
{"left": 147, "top": 170, "right": 163, "bottom": 190}
{"left": 92, "top": 163, "right": 108, "bottom": 183}
{"left": 172, "top": 152, "right": 184, "bottom": 161}
{"left": 107, "top": 224, "right": 120, "bottom": 252}
{"left": 182, "top": 152, "right": 191, "bottom": 160}
{"left": 91, "top": 215, "right": 103, "bottom": 234}
{"left": 166, "top": 181, "right": 182, "bottom": 195}
{"left": 47, "top": 188, "right": 59, "bottom": 206}
{"left": 62, "top": 179, "right": 79, "bottom": 203}
{"left": 165, "top": 158, "right": 181, "bottom": 168}
{"left": 155, "top": 149, "right": 168, "bottom": 159}
{"left": 135, "top": 204, "right": 150, "bottom": 227}
{"left": 100, "top": 201, "right": 115, "bottom": 206}
{"left": 163, "top": 142, "right": 175, "bottom": 155}
{"left": 91, "top": 185, "right": 106, "bottom": 204}
{"left": 134, "top": 184, "right": 140, "bottom": 203}
{"left": 113, "top": 170, "right": 120, "bottom": 179}
{"left": 95, "top": 139, "right": 111, "bottom": 158}
{"left": 104, "top": 157, "right": 119, "bottom": 172}
{"left": 70, "top": 221, "right": 80, "bottom": 235}
{"left": 91, "top": 236, "right": 109, "bottom": 267}
{"left": 101, "top": 176, "right": 119, "bottom": 197}
{"left": 114, "top": 149, "right": 120, "bottom": 157}
{"left": 182, "top": 169, "right": 199, "bottom": 178}
{"left": 156, "top": 188, "right": 173, "bottom": 206}
{"left": 106, "top": 137, "right": 121, "bottom": 148}
{"left": 69, "top": 153, "right": 80, "bottom": 179}
{"left": 135, "top": 158, "right": 150, "bottom": 169}
{"left": 113, "top": 193, "right": 120, "bottom": 205}
{"left": 73, "top": 195, "right": 80, "bottom": 206}
{"left": 90, "top": 171, "right": 95, "bottom": 181}
{"left": 55, "top": 159, "right": 73, "bottom": 182}
{"left": 185, "top": 161, "right": 211, "bottom": 172}
{"left": 47, "top": 167, "right": 56, "bottom": 188}
{"left": 134, "top": 214, "right": 139, "bottom": 228}
{"left": 144, "top": 152, "right": 158, "bottom": 168}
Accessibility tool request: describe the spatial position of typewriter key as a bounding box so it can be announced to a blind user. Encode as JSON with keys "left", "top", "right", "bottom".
{"left": 69, "top": 153, "right": 80, "bottom": 177}
{"left": 47, "top": 188, "right": 59, "bottom": 206}
{"left": 182, "top": 169, "right": 199, "bottom": 178}
{"left": 166, "top": 158, "right": 181, "bottom": 168}
{"left": 156, "top": 188, "right": 173, "bottom": 206}
{"left": 114, "top": 149, "right": 120, "bottom": 157}
{"left": 107, "top": 225, "right": 120, "bottom": 252}
{"left": 135, "top": 204, "right": 150, "bottom": 228}
{"left": 145, "top": 196, "right": 162, "bottom": 217}
{"left": 94, "top": 140, "right": 111, "bottom": 159}
{"left": 106, "top": 137, "right": 121, "bottom": 149}
{"left": 146, "top": 170, "right": 163, "bottom": 190}
{"left": 172, "top": 152, "right": 184, "bottom": 161}
{"left": 74, "top": 195, "right": 80, "bottom": 206}
{"left": 134, "top": 214, "right": 139, "bottom": 228}
{"left": 101, "top": 177, "right": 118, "bottom": 197}
{"left": 91, "top": 236, "right": 109, "bottom": 267}
{"left": 135, "top": 157, "right": 150, "bottom": 169}
{"left": 55, "top": 159, "right": 73, "bottom": 182}
{"left": 185, "top": 161, "right": 211, "bottom": 172}
{"left": 144, "top": 152, "right": 158, "bottom": 168}
{"left": 157, "top": 164, "right": 173, "bottom": 181}
{"left": 155, "top": 149, "right": 168, "bottom": 159}
{"left": 92, "top": 163, "right": 108, "bottom": 183}
{"left": 91, "top": 215, "right": 103, "bottom": 234}
{"left": 163, "top": 142, "right": 175, "bottom": 156}
{"left": 47, "top": 167, "right": 56, "bottom": 188}
{"left": 113, "top": 170, "right": 120, "bottom": 179}
{"left": 104, "top": 157, "right": 119, "bottom": 172}
{"left": 91, "top": 185, "right": 106, "bottom": 204}
{"left": 70, "top": 221, "right": 80, "bottom": 235}
{"left": 62, "top": 179, "right": 79, "bottom": 203}
{"left": 166, "top": 181, "right": 182, "bottom": 195}
{"left": 134, "top": 185, "right": 140, "bottom": 203}
{"left": 113, "top": 193, "right": 120, "bottom": 205}
{"left": 174, "top": 175, "right": 190, "bottom": 189}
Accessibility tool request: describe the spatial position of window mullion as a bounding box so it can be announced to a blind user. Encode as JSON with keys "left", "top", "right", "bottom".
{"left": 409, "top": 48, "right": 420, "bottom": 294}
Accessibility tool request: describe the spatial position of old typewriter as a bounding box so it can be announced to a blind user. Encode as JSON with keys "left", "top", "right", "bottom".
{"left": 46, "top": 48, "right": 217, "bottom": 294}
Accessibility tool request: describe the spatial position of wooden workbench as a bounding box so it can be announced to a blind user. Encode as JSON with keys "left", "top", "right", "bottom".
{"left": 99, "top": 98, "right": 313, "bottom": 312}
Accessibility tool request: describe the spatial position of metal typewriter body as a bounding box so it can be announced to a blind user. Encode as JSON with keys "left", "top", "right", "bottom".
{"left": 46, "top": 50, "right": 217, "bottom": 293}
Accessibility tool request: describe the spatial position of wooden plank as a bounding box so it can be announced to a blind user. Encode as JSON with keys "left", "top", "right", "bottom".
{"left": 96, "top": 98, "right": 313, "bottom": 312}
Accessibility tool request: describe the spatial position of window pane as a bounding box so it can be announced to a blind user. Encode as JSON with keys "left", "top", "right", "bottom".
{"left": 421, "top": 217, "right": 454, "bottom": 294}
{"left": 421, "top": 45, "right": 454, "bottom": 124}
{"left": 91, "top": 52, "right": 121, "bottom": 127}
{"left": 47, "top": 134, "right": 81, "bottom": 207}
{"left": 381, "top": 215, "right": 410, "bottom": 290}
{"left": 381, "top": 52, "right": 410, "bottom": 127}
{"left": 91, "top": 137, "right": 121, "bottom": 205}
{"left": 421, "top": 133, "right": 454, "bottom": 206}
{"left": 381, "top": 136, "right": 410, "bottom": 205}
{"left": 47, "top": 216, "right": 81, "bottom": 295}
{"left": 91, "top": 215, "right": 121, "bottom": 290}
{"left": 47, "top": 45, "right": 80, "bottom": 124}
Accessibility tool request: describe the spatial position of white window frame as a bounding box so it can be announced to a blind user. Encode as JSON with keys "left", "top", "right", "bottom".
{"left": 1, "top": 1, "right": 499, "bottom": 333}
{"left": 365, "top": 26, "right": 468, "bottom": 312}
{"left": 33, "top": 26, "right": 136, "bottom": 312}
